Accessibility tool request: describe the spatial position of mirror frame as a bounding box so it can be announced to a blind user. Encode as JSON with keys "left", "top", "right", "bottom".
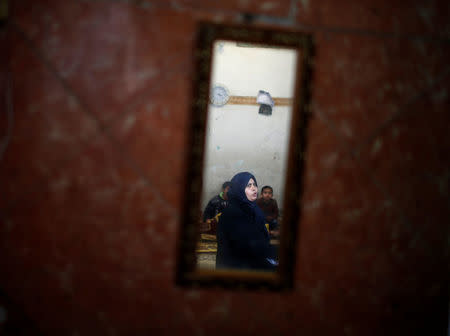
{"left": 176, "top": 22, "right": 314, "bottom": 290}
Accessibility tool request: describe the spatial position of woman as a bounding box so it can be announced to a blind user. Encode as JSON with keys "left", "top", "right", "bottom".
{"left": 216, "top": 172, "right": 277, "bottom": 271}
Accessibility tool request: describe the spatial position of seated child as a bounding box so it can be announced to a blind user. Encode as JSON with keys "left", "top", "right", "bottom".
{"left": 256, "top": 185, "right": 280, "bottom": 238}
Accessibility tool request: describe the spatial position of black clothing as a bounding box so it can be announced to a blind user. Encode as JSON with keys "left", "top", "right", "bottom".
{"left": 216, "top": 198, "right": 276, "bottom": 270}
{"left": 202, "top": 194, "right": 228, "bottom": 222}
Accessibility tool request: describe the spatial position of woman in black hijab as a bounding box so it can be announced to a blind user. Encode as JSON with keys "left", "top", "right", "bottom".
{"left": 216, "top": 172, "right": 277, "bottom": 271}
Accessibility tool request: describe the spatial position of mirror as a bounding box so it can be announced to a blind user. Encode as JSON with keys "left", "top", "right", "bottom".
{"left": 177, "top": 23, "right": 313, "bottom": 290}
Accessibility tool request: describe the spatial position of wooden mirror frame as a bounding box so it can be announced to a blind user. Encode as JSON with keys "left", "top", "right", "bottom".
{"left": 176, "top": 22, "right": 314, "bottom": 290}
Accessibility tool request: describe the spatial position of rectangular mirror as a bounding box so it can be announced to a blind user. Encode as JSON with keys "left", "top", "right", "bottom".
{"left": 176, "top": 23, "right": 313, "bottom": 290}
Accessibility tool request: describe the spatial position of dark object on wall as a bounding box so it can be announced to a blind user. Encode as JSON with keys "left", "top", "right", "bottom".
{"left": 176, "top": 22, "right": 314, "bottom": 291}
{"left": 257, "top": 90, "right": 274, "bottom": 116}
{"left": 259, "top": 104, "right": 272, "bottom": 115}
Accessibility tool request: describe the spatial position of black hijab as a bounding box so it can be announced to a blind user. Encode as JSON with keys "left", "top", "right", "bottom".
{"left": 228, "top": 172, "right": 266, "bottom": 226}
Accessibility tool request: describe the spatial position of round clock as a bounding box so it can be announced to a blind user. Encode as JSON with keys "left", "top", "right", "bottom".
{"left": 210, "top": 84, "right": 230, "bottom": 107}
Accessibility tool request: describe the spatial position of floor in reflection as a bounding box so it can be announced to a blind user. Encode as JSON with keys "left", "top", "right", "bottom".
{"left": 196, "top": 234, "right": 217, "bottom": 269}
{"left": 195, "top": 233, "right": 280, "bottom": 270}
{"left": 197, "top": 253, "right": 216, "bottom": 269}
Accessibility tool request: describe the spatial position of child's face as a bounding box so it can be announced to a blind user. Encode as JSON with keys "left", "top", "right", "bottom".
{"left": 262, "top": 189, "right": 273, "bottom": 200}
{"left": 223, "top": 186, "right": 230, "bottom": 196}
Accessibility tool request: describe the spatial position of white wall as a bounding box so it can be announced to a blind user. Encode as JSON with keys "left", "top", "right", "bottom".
{"left": 210, "top": 41, "right": 298, "bottom": 97}
{"left": 201, "top": 41, "right": 298, "bottom": 211}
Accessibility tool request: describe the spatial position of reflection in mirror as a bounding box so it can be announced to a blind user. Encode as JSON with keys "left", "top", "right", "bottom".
{"left": 197, "top": 41, "right": 298, "bottom": 272}
{"left": 176, "top": 23, "right": 313, "bottom": 290}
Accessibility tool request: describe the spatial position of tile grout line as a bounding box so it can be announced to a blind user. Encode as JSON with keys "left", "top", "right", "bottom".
{"left": 8, "top": 21, "right": 179, "bottom": 215}
{"left": 9, "top": 21, "right": 107, "bottom": 133}
{"left": 102, "top": 57, "right": 193, "bottom": 132}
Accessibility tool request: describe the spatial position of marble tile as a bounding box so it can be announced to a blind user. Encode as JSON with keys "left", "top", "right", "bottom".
{"left": 12, "top": 0, "right": 197, "bottom": 125}
{"left": 0, "top": 134, "right": 178, "bottom": 333}
{"left": 0, "top": 289, "right": 43, "bottom": 335}
{"left": 2, "top": 1, "right": 449, "bottom": 335}
{"left": 358, "top": 74, "right": 450, "bottom": 264}
{"left": 109, "top": 65, "right": 191, "bottom": 209}
{"left": 303, "top": 111, "right": 351, "bottom": 189}
{"left": 296, "top": 0, "right": 450, "bottom": 36}
{"left": 298, "top": 155, "right": 423, "bottom": 334}
{"left": 174, "top": 0, "right": 292, "bottom": 17}
{"left": 300, "top": 155, "right": 403, "bottom": 280}
{"left": 0, "top": 31, "right": 98, "bottom": 208}
{"left": 0, "top": 30, "right": 10, "bottom": 177}
{"left": 311, "top": 32, "right": 450, "bottom": 148}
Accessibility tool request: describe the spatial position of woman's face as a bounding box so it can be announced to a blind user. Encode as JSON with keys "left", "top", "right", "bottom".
{"left": 245, "top": 178, "right": 258, "bottom": 201}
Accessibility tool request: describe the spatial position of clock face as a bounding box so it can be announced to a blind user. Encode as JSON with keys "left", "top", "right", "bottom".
{"left": 210, "top": 84, "right": 230, "bottom": 107}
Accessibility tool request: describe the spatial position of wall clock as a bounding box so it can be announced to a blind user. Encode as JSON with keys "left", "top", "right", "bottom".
{"left": 210, "top": 84, "right": 230, "bottom": 107}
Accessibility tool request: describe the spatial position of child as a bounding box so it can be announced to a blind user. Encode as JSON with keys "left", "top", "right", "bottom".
{"left": 256, "top": 185, "right": 280, "bottom": 238}
{"left": 201, "top": 181, "right": 231, "bottom": 234}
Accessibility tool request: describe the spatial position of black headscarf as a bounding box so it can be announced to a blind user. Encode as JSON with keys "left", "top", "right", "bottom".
{"left": 228, "top": 172, "right": 266, "bottom": 226}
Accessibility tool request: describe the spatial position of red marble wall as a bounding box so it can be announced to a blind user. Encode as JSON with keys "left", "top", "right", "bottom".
{"left": 1, "top": 1, "right": 449, "bottom": 335}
